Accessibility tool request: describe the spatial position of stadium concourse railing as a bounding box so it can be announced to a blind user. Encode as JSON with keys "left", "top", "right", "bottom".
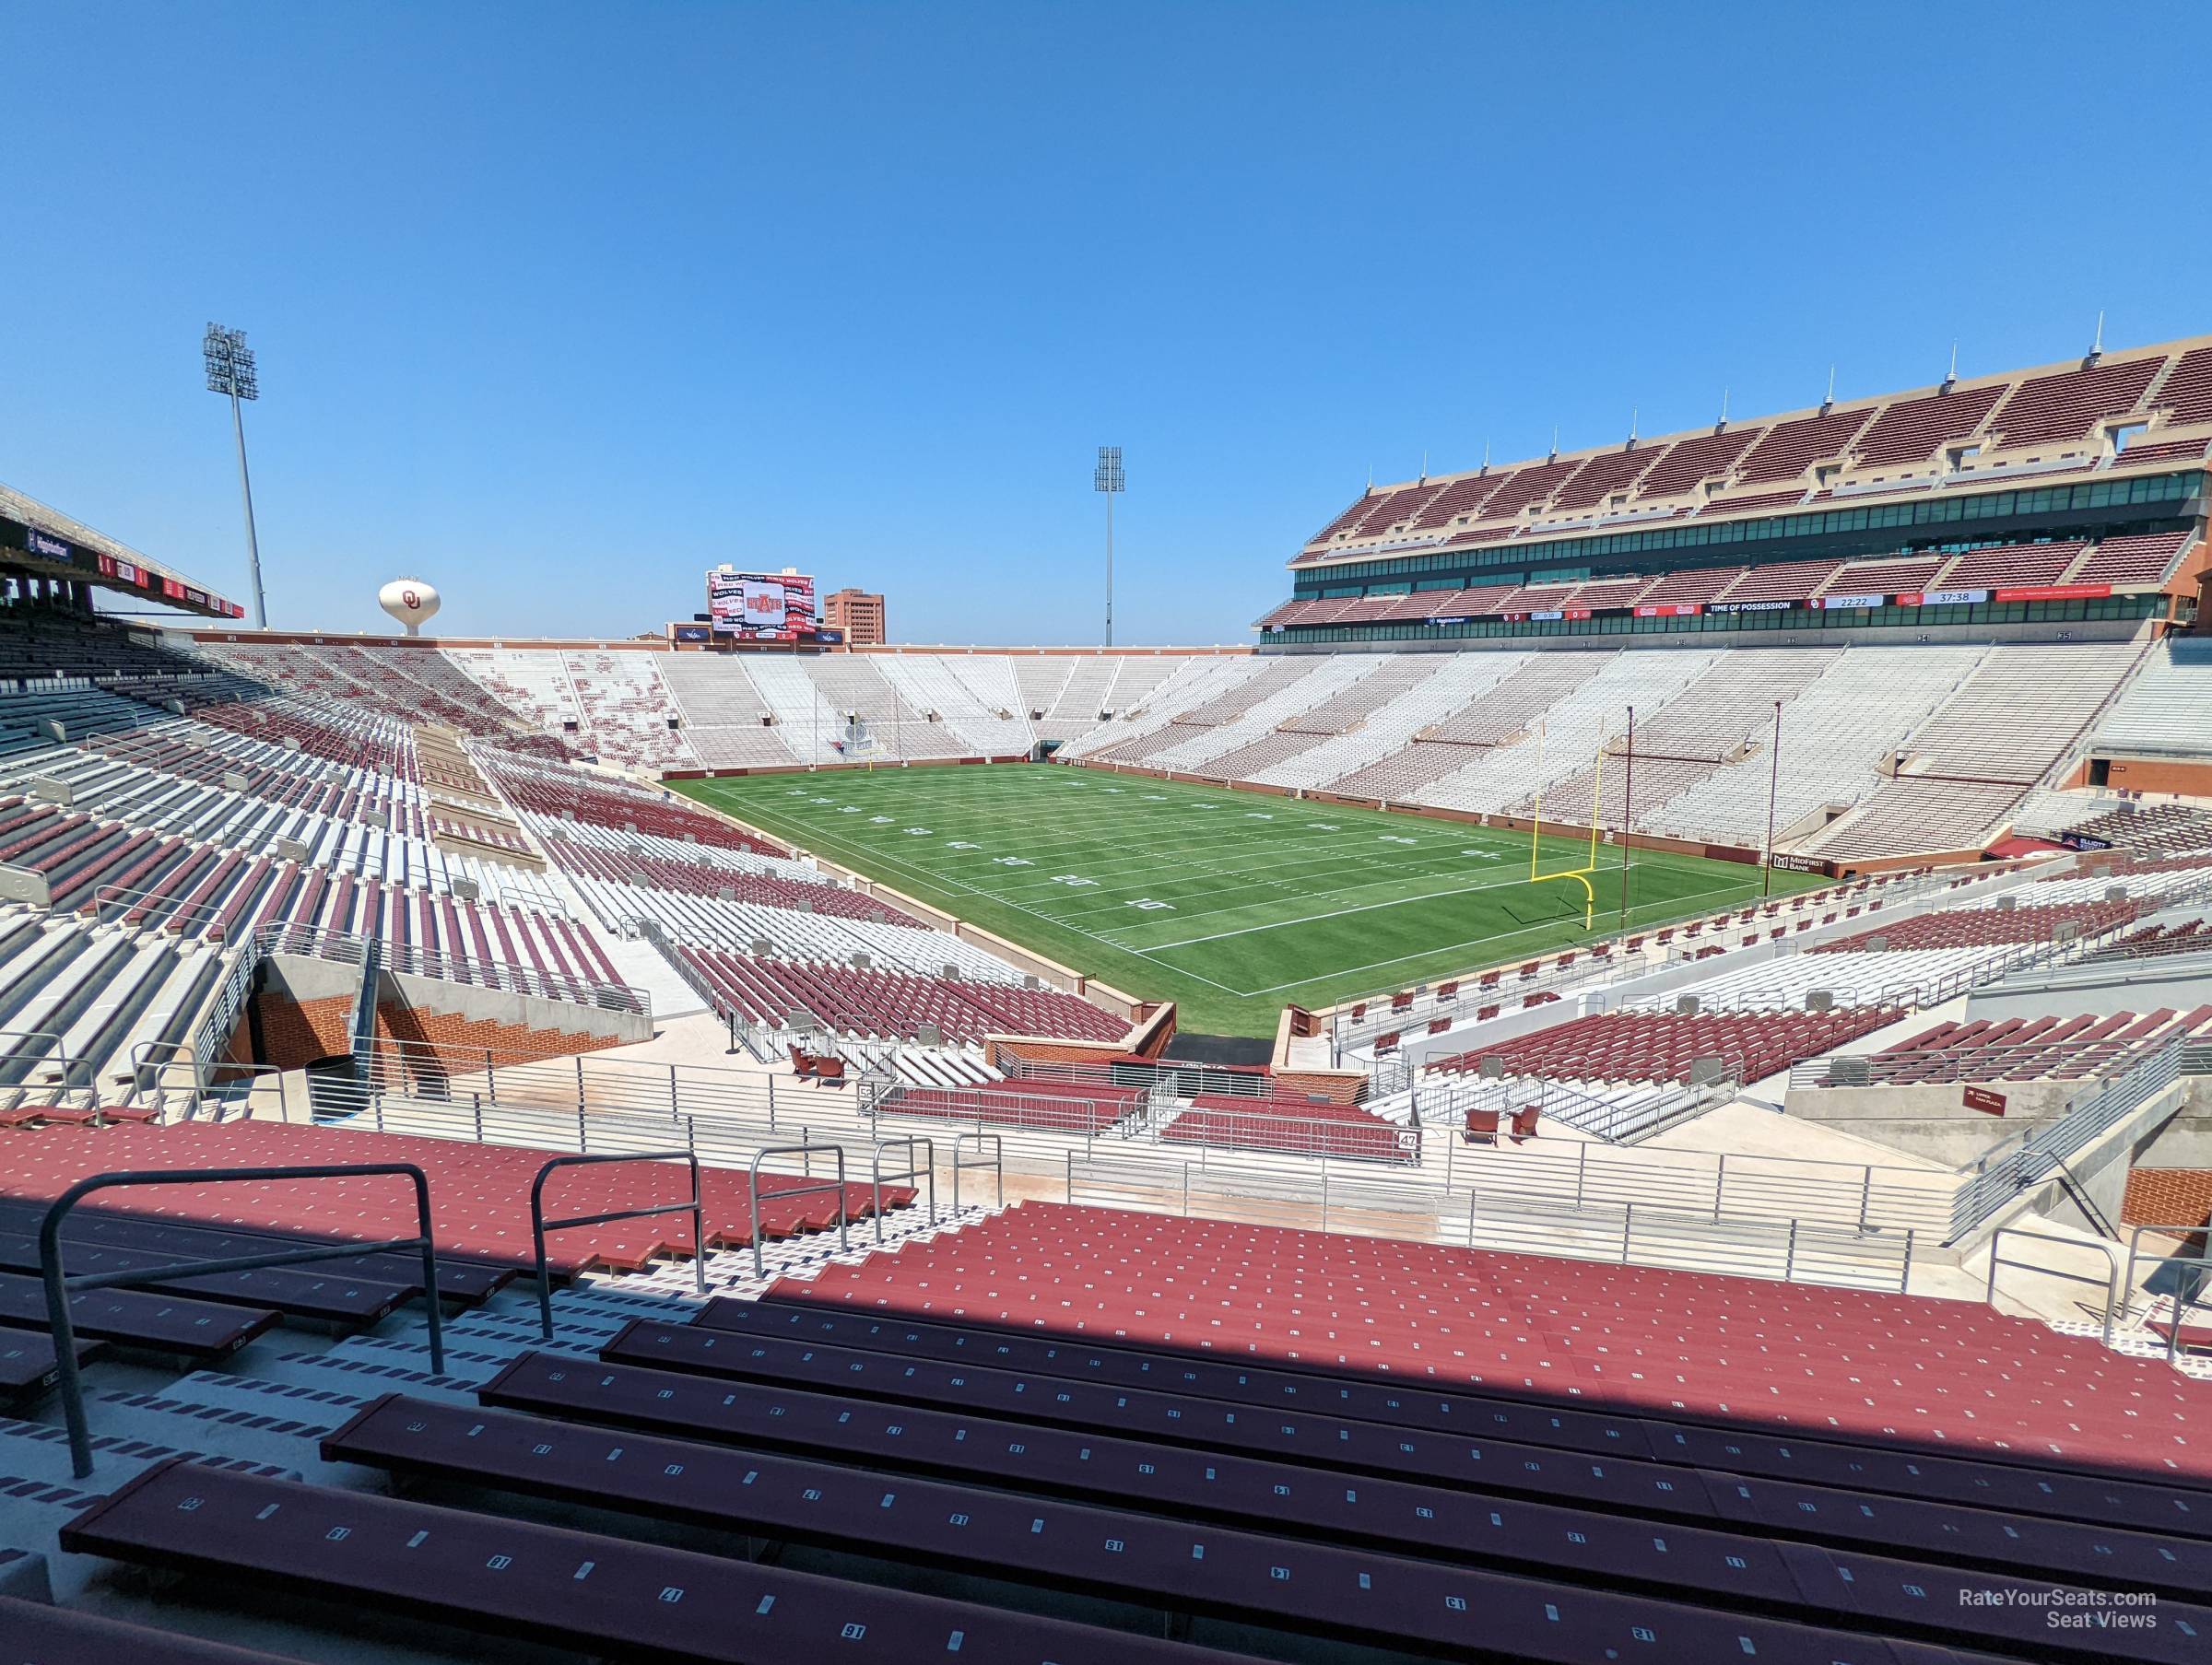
{"left": 993, "top": 1054, "right": 1726, "bottom": 1147}
{"left": 1057, "top": 1149, "right": 1920, "bottom": 1295}
{"left": 289, "top": 1054, "right": 860, "bottom": 1200}
{"left": 334, "top": 1034, "right": 826, "bottom": 1139}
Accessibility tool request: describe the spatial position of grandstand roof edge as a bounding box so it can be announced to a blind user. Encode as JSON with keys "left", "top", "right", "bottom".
{"left": 1291, "top": 330, "right": 2212, "bottom": 570}
{"left": 1346, "top": 333, "right": 2212, "bottom": 507}
{"left": 1, "top": 478, "right": 244, "bottom": 618}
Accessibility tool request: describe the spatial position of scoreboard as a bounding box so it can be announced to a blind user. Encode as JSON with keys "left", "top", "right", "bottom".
{"left": 706, "top": 567, "right": 818, "bottom": 640}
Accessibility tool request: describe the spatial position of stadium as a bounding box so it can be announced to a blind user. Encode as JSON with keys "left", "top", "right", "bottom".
{"left": 8, "top": 12, "right": 2212, "bottom": 1660}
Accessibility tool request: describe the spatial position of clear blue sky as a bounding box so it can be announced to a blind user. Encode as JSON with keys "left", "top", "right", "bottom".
{"left": 4, "top": 2, "right": 2206, "bottom": 645}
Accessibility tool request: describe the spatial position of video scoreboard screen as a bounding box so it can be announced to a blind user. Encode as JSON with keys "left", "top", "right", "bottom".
{"left": 706, "top": 568, "right": 818, "bottom": 640}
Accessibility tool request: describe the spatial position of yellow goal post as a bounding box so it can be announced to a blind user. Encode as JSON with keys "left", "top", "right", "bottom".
{"left": 1526, "top": 720, "right": 1602, "bottom": 931}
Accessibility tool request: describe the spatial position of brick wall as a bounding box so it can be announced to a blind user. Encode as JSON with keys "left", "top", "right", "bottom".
{"left": 236, "top": 991, "right": 628, "bottom": 1073}
{"left": 2123, "top": 1167, "right": 2212, "bottom": 1229}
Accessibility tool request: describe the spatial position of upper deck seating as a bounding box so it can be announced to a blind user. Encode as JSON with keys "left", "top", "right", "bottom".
{"left": 2074, "top": 529, "right": 2194, "bottom": 587}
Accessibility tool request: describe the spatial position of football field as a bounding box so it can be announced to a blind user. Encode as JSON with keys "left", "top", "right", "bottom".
{"left": 672, "top": 764, "right": 1817, "bottom": 1037}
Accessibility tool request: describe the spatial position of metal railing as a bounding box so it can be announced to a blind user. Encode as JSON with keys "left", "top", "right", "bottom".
{"left": 1058, "top": 1130, "right": 1959, "bottom": 1242}
{"left": 0, "top": 1027, "right": 92, "bottom": 1108}
{"left": 865, "top": 1083, "right": 1148, "bottom": 1142}
{"left": 1949, "top": 1040, "right": 2184, "bottom": 1241}
{"left": 1985, "top": 1225, "right": 2123, "bottom": 1347}
{"left": 2114, "top": 1212, "right": 2203, "bottom": 1353}
{"left": 90, "top": 878, "right": 244, "bottom": 937}
{"left": 1465, "top": 1190, "right": 1913, "bottom": 1293}
{"left": 999, "top": 1055, "right": 1276, "bottom": 1100}
{"left": 871, "top": 1135, "right": 936, "bottom": 1239}
{"left": 40, "top": 1161, "right": 445, "bottom": 1477}
{"left": 1409, "top": 1069, "right": 1727, "bottom": 1146}
{"left": 348, "top": 1035, "right": 814, "bottom": 1137}
{"left": 748, "top": 1143, "right": 848, "bottom": 1279}
{"left": 135, "top": 1048, "right": 292, "bottom": 1123}
{"left": 530, "top": 1150, "right": 704, "bottom": 1340}
{"left": 315, "top": 1074, "right": 807, "bottom": 1176}
{"left": 954, "top": 1132, "right": 1003, "bottom": 1213}
{"left": 190, "top": 942, "right": 261, "bottom": 1093}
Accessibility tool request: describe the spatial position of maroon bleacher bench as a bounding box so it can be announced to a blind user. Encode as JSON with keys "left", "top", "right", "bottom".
{"left": 60, "top": 1457, "right": 1204, "bottom": 1665}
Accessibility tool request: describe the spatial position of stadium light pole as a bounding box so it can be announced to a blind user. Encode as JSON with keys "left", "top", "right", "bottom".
{"left": 1618, "top": 707, "right": 1635, "bottom": 930}
{"left": 203, "top": 323, "right": 267, "bottom": 628}
{"left": 1761, "top": 698, "right": 1783, "bottom": 897}
{"left": 1094, "top": 446, "right": 1124, "bottom": 648}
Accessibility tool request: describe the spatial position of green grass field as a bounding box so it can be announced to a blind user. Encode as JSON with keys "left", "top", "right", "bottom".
{"left": 672, "top": 764, "right": 1818, "bottom": 1038}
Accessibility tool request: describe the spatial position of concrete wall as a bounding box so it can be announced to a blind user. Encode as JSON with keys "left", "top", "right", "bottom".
{"left": 1783, "top": 1078, "right": 2078, "bottom": 1165}
{"left": 1964, "top": 953, "right": 2212, "bottom": 1024}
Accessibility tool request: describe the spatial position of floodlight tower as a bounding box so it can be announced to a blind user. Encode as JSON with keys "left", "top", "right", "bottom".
{"left": 1094, "top": 445, "right": 1124, "bottom": 647}
{"left": 203, "top": 323, "right": 267, "bottom": 627}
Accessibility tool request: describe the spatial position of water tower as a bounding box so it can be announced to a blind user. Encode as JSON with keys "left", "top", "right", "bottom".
{"left": 378, "top": 577, "right": 441, "bottom": 636}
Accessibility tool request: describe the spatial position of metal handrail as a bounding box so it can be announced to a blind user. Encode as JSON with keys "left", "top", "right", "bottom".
{"left": 41, "top": 1161, "right": 445, "bottom": 1477}
{"left": 128, "top": 1038, "right": 197, "bottom": 1100}
{"left": 2119, "top": 1219, "right": 2212, "bottom": 1363}
{"left": 953, "top": 1131, "right": 1003, "bottom": 1214}
{"left": 530, "top": 1150, "right": 704, "bottom": 1341}
{"left": 747, "top": 1143, "right": 848, "bottom": 1279}
{"left": 0, "top": 1027, "right": 92, "bottom": 1108}
{"left": 137, "top": 1049, "right": 289, "bottom": 1124}
{"left": 1984, "top": 1225, "right": 2122, "bottom": 1347}
{"left": 871, "top": 1135, "right": 935, "bottom": 1241}
{"left": 2124, "top": 1249, "right": 2212, "bottom": 1366}
{"left": 2122, "top": 1218, "right": 2212, "bottom": 1306}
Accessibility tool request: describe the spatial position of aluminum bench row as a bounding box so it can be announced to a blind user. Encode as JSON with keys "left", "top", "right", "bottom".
{"left": 602, "top": 1318, "right": 2212, "bottom": 1543}
{"left": 318, "top": 1390, "right": 2164, "bottom": 1664}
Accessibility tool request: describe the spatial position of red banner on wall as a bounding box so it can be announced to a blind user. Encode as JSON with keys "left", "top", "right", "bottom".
{"left": 1991, "top": 582, "right": 2112, "bottom": 603}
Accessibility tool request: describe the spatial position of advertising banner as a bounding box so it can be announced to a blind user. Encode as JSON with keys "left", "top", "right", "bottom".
{"left": 1992, "top": 582, "right": 2112, "bottom": 603}
{"left": 707, "top": 569, "right": 818, "bottom": 639}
